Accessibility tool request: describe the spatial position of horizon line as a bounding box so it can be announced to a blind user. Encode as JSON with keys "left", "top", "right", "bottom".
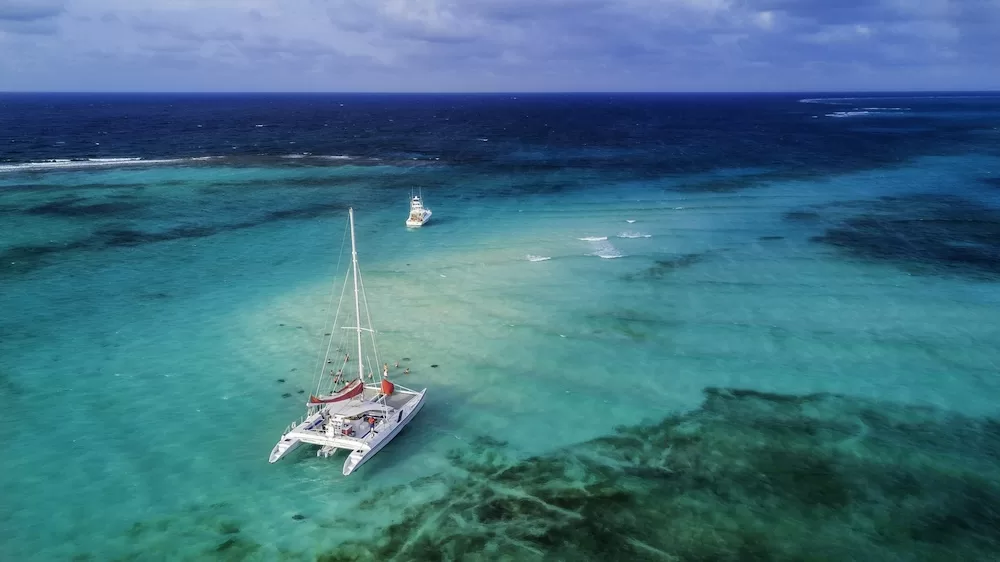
{"left": 1, "top": 89, "right": 999, "bottom": 96}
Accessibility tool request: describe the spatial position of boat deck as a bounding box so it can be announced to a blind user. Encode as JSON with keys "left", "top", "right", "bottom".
{"left": 379, "top": 390, "right": 419, "bottom": 410}
{"left": 329, "top": 386, "right": 419, "bottom": 417}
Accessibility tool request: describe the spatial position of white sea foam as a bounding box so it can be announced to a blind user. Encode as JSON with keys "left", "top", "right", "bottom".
{"left": 626, "top": 219, "right": 636, "bottom": 223}
{"left": 279, "top": 153, "right": 352, "bottom": 161}
{"left": 526, "top": 255, "right": 551, "bottom": 262}
{"left": 801, "top": 95, "right": 1000, "bottom": 104}
{"left": 584, "top": 239, "right": 625, "bottom": 259}
{"left": 0, "top": 156, "right": 216, "bottom": 173}
{"left": 826, "top": 111, "right": 873, "bottom": 118}
{"left": 577, "top": 236, "right": 608, "bottom": 242}
{"left": 617, "top": 231, "right": 651, "bottom": 239}
{"left": 825, "top": 108, "right": 911, "bottom": 118}
{"left": 595, "top": 250, "right": 624, "bottom": 259}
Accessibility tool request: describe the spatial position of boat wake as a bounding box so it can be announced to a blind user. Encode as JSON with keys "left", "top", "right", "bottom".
{"left": 526, "top": 255, "right": 552, "bottom": 262}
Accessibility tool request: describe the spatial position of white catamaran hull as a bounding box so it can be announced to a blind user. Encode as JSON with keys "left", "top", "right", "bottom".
{"left": 269, "top": 387, "right": 427, "bottom": 469}
{"left": 269, "top": 410, "right": 325, "bottom": 463}
{"left": 405, "top": 209, "right": 432, "bottom": 227}
{"left": 343, "top": 389, "right": 426, "bottom": 475}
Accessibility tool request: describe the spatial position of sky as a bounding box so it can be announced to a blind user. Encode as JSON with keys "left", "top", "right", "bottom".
{"left": 0, "top": 0, "right": 999, "bottom": 92}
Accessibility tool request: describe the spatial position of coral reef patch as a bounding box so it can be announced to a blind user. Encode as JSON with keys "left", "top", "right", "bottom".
{"left": 317, "top": 387, "right": 1000, "bottom": 561}
{"left": 801, "top": 194, "right": 1000, "bottom": 279}
{"left": 88, "top": 388, "right": 1000, "bottom": 561}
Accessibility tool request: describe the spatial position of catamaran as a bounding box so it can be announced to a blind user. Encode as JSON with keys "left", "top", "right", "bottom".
{"left": 405, "top": 192, "right": 432, "bottom": 227}
{"left": 269, "top": 207, "right": 427, "bottom": 475}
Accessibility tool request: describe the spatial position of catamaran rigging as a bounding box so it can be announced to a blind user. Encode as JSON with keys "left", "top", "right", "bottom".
{"left": 269, "top": 208, "right": 427, "bottom": 475}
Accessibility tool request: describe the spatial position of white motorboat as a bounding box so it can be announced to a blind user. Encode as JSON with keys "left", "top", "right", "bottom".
{"left": 269, "top": 207, "right": 427, "bottom": 475}
{"left": 405, "top": 192, "right": 432, "bottom": 227}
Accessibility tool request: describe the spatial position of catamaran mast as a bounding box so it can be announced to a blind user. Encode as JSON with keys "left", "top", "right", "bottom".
{"left": 348, "top": 208, "right": 364, "bottom": 383}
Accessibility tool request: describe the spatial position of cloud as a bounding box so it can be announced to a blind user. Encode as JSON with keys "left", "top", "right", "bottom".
{"left": 0, "top": 0, "right": 998, "bottom": 91}
{"left": 0, "top": 0, "right": 64, "bottom": 35}
{"left": 0, "top": 0, "right": 65, "bottom": 21}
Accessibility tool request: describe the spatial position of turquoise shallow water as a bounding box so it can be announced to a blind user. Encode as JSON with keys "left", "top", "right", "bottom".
{"left": 2, "top": 154, "right": 1000, "bottom": 560}
{"left": 3, "top": 93, "right": 1000, "bottom": 560}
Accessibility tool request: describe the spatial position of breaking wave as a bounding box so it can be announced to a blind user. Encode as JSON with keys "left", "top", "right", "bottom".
{"left": 0, "top": 156, "right": 219, "bottom": 173}
{"left": 825, "top": 108, "right": 911, "bottom": 118}
{"left": 588, "top": 239, "right": 624, "bottom": 259}
{"left": 801, "top": 95, "right": 1000, "bottom": 104}
{"left": 281, "top": 153, "right": 353, "bottom": 160}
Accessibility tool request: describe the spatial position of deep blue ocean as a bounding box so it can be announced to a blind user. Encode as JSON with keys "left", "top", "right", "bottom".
{"left": 2, "top": 93, "right": 1000, "bottom": 561}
